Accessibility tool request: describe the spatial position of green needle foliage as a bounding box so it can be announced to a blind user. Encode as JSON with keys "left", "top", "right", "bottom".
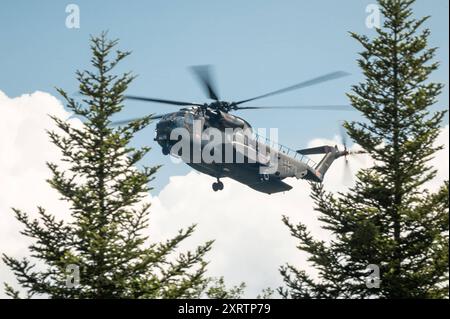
{"left": 280, "top": 0, "right": 448, "bottom": 299}
{"left": 205, "top": 277, "right": 246, "bottom": 299}
{"left": 2, "top": 33, "right": 213, "bottom": 299}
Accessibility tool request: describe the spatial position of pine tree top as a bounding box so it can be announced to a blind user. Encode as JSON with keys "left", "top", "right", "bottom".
{"left": 3, "top": 32, "right": 213, "bottom": 299}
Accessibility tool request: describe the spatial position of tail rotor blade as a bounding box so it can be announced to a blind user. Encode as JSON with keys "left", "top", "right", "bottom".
{"left": 339, "top": 124, "right": 348, "bottom": 150}
{"left": 349, "top": 150, "right": 368, "bottom": 156}
{"left": 349, "top": 150, "right": 368, "bottom": 165}
{"left": 343, "top": 159, "right": 353, "bottom": 185}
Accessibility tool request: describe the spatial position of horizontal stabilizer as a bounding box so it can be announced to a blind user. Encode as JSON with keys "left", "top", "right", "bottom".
{"left": 297, "top": 145, "right": 335, "bottom": 155}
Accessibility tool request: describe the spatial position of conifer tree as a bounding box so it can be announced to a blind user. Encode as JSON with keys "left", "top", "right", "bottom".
{"left": 205, "top": 277, "right": 246, "bottom": 299}
{"left": 280, "top": 0, "right": 448, "bottom": 298}
{"left": 2, "top": 33, "right": 213, "bottom": 299}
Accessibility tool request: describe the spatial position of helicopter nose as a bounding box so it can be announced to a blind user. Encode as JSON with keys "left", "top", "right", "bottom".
{"left": 155, "top": 119, "right": 174, "bottom": 140}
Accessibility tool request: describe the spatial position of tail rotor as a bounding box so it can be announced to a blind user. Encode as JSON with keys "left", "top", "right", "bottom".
{"left": 338, "top": 124, "right": 367, "bottom": 184}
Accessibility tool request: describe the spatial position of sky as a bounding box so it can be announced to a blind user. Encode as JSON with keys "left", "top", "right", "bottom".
{"left": 0, "top": 0, "right": 448, "bottom": 298}
{"left": 0, "top": 0, "right": 448, "bottom": 191}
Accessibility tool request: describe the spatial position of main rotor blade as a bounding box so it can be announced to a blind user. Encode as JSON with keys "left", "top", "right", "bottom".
{"left": 235, "top": 105, "right": 353, "bottom": 111}
{"left": 125, "top": 95, "right": 203, "bottom": 107}
{"left": 111, "top": 114, "right": 165, "bottom": 126}
{"left": 190, "top": 65, "right": 220, "bottom": 101}
{"left": 235, "top": 71, "right": 350, "bottom": 105}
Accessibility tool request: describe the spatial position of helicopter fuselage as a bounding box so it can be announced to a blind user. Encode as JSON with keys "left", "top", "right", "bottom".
{"left": 153, "top": 106, "right": 327, "bottom": 194}
{"left": 121, "top": 66, "right": 352, "bottom": 193}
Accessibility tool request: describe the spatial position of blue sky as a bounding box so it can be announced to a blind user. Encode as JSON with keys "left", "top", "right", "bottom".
{"left": 1, "top": 0, "right": 448, "bottom": 192}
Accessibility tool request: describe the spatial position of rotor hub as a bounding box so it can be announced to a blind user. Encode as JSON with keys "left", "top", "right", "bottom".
{"left": 209, "top": 101, "right": 232, "bottom": 112}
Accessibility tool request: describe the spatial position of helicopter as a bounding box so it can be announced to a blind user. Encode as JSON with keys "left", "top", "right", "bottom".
{"left": 114, "top": 66, "right": 364, "bottom": 194}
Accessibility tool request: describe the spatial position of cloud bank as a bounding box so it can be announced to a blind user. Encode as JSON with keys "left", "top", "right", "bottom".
{"left": 0, "top": 90, "right": 448, "bottom": 298}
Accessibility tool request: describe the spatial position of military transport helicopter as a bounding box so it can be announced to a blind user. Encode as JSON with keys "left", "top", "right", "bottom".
{"left": 114, "top": 66, "right": 364, "bottom": 194}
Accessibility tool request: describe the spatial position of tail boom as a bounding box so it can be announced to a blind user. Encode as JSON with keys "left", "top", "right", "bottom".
{"left": 297, "top": 145, "right": 348, "bottom": 182}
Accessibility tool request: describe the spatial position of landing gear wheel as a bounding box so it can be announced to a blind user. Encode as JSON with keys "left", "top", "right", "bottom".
{"left": 212, "top": 181, "right": 224, "bottom": 192}
{"left": 162, "top": 145, "right": 170, "bottom": 156}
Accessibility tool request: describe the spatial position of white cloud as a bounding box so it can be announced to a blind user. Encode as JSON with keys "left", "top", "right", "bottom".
{"left": 0, "top": 91, "right": 80, "bottom": 298}
{"left": 0, "top": 90, "right": 448, "bottom": 298}
{"left": 430, "top": 125, "right": 449, "bottom": 190}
